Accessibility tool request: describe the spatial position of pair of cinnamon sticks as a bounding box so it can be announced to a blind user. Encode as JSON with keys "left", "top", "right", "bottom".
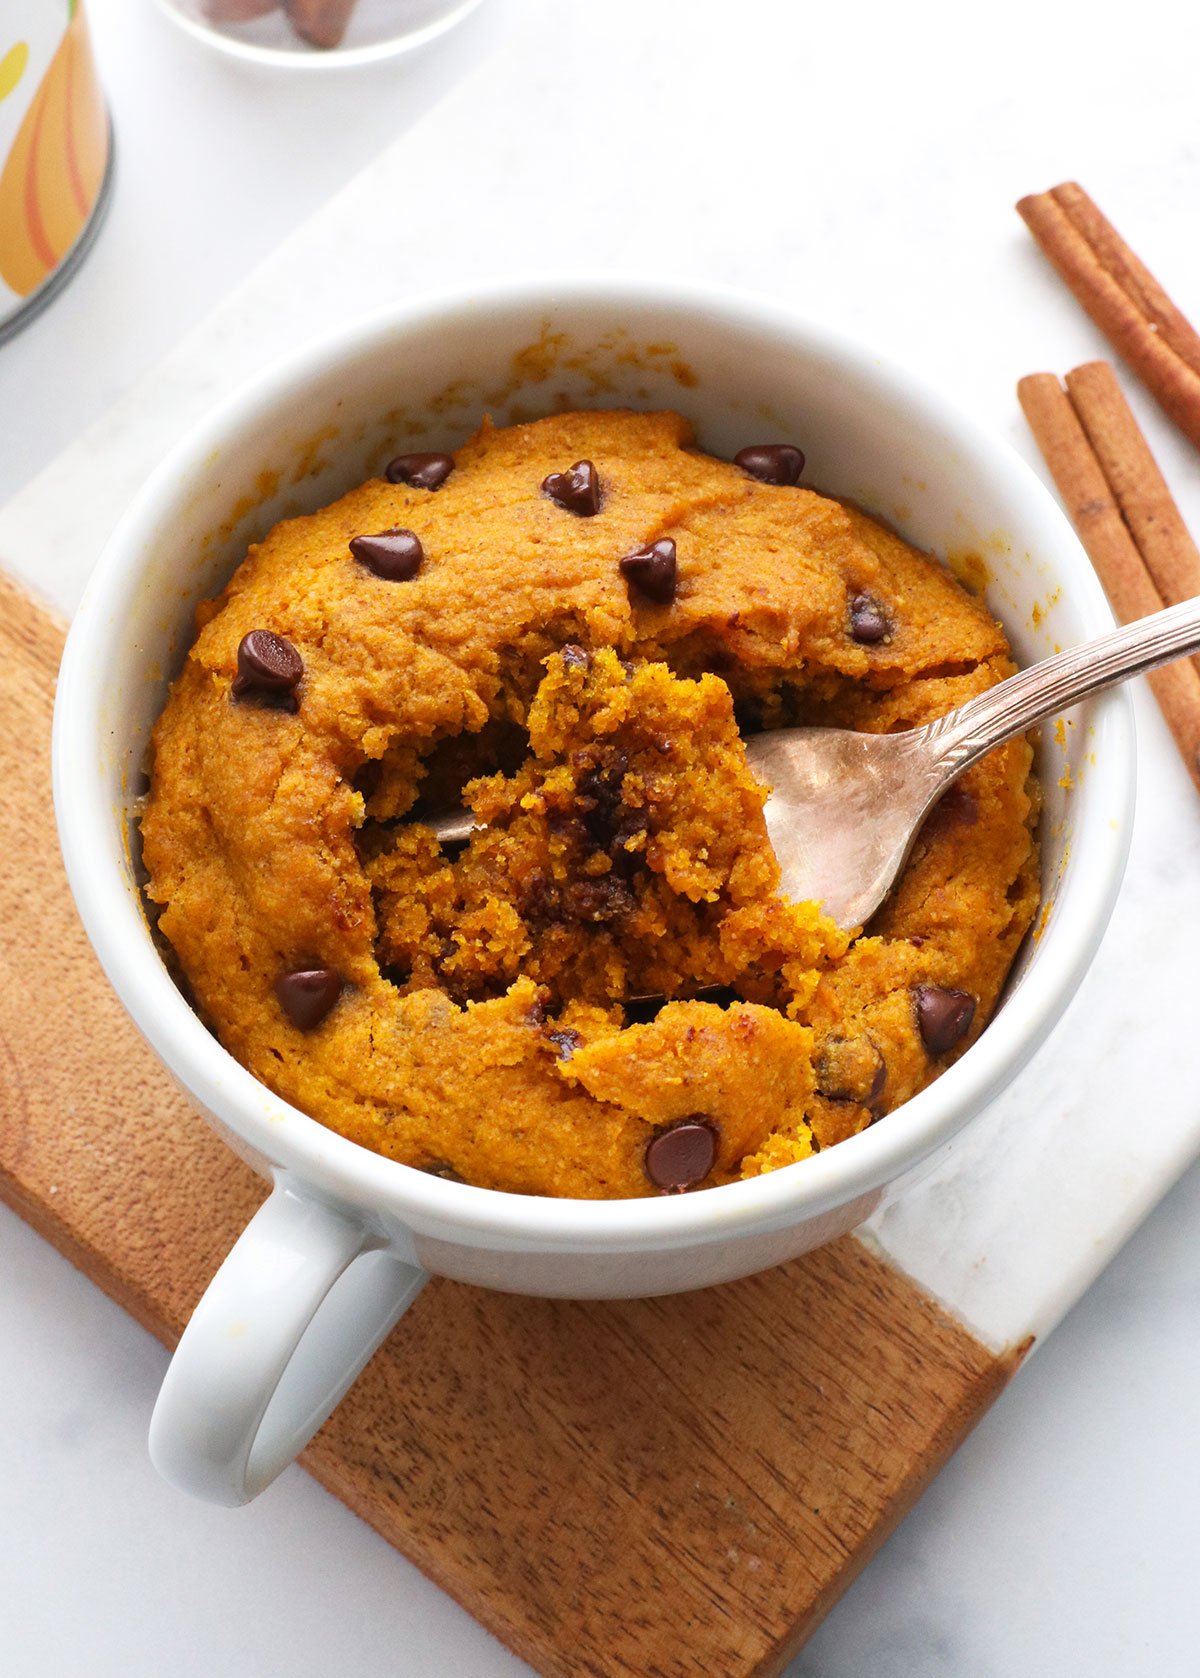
{"left": 1018, "top": 182, "right": 1200, "bottom": 791}
{"left": 1019, "top": 183, "right": 1200, "bottom": 452}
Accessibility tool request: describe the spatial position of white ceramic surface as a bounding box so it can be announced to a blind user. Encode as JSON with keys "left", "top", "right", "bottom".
{"left": 53, "top": 277, "right": 1133, "bottom": 1504}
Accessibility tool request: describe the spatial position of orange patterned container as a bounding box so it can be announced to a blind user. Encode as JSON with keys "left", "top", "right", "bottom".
{"left": 0, "top": 1, "right": 112, "bottom": 343}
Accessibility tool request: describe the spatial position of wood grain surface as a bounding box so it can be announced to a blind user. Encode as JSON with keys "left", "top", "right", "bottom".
{"left": 0, "top": 570, "right": 1019, "bottom": 1678}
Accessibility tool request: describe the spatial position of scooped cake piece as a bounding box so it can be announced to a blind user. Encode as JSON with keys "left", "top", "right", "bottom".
{"left": 367, "top": 644, "right": 847, "bottom": 1011}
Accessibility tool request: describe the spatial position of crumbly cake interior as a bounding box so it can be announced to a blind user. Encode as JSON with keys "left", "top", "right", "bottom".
{"left": 141, "top": 409, "right": 1040, "bottom": 1199}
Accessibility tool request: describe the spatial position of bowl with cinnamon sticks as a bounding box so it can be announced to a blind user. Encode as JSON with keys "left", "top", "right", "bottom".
{"left": 156, "top": 0, "right": 486, "bottom": 67}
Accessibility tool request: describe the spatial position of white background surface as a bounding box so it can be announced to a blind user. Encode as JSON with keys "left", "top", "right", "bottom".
{"left": 4, "top": 0, "right": 1200, "bottom": 1673}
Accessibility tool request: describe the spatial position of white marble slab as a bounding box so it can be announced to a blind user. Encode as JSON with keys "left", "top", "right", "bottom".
{"left": 4, "top": 0, "right": 1200, "bottom": 1671}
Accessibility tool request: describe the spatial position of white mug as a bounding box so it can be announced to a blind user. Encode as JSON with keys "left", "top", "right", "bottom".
{"left": 52, "top": 280, "right": 1135, "bottom": 1505}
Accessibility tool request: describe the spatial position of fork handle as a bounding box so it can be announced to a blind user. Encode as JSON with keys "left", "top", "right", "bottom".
{"left": 925, "top": 593, "right": 1200, "bottom": 774}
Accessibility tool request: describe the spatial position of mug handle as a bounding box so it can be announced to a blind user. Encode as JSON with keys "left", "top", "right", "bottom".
{"left": 148, "top": 1178, "right": 427, "bottom": 1506}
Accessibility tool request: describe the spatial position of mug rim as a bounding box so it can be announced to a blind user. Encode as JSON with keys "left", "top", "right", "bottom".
{"left": 52, "top": 275, "right": 1136, "bottom": 1252}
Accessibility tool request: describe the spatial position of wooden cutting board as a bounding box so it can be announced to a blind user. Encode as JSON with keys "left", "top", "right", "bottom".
{"left": 0, "top": 568, "right": 1022, "bottom": 1678}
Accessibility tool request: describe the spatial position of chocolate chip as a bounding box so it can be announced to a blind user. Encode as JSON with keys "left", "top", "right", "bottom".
{"left": 914, "top": 985, "right": 976, "bottom": 1056}
{"left": 645, "top": 1117, "right": 719, "bottom": 1192}
{"left": 816, "top": 1036, "right": 887, "bottom": 1107}
{"left": 563, "top": 874, "right": 635, "bottom": 922}
{"left": 848, "top": 592, "right": 891, "bottom": 645}
{"left": 619, "top": 538, "right": 677, "bottom": 604}
{"left": 734, "top": 443, "right": 805, "bottom": 486}
{"left": 521, "top": 869, "right": 559, "bottom": 928}
{"left": 276, "top": 968, "right": 342, "bottom": 1031}
{"left": 921, "top": 783, "right": 979, "bottom": 841}
{"left": 542, "top": 460, "right": 600, "bottom": 516}
{"left": 350, "top": 527, "right": 424, "bottom": 581}
{"left": 612, "top": 806, "right": 650, "bottom": 850}
{"left": 385, "top": 451, "right": 455, "bottom": 490}
{"left": 576, "top": 749, "right": 628, "bottom": 846}
{"left": 547, "top": 1028, "right": 584, "bottom": 1062}
{"left": 560, "top": 643, "right": 591, "bottom": 670}
{"left": 232, "top": 630, "right": 303, "bottom": 704}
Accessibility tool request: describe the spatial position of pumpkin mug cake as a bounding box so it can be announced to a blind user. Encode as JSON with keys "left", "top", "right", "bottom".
{"left": 142, "top": 408, "right": 1040, "bottom": 1199}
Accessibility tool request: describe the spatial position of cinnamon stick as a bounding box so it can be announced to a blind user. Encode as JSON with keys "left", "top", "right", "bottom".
{"left": 1064, "top": 361, "right": 1200, "bottom": 628}
{"left": 1018, "top": 369, "right": 1200, "bottom": 791}
{"left": 1017, "top": 183, "right": 1200, "bottom": 452}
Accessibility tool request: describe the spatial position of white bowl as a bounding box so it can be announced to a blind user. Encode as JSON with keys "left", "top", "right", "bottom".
{"left": 53, "top": 279, "right": 1135, "bottom": 1503}
{"left": 153, "top": 0, "right": 487, "bottom": 70}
